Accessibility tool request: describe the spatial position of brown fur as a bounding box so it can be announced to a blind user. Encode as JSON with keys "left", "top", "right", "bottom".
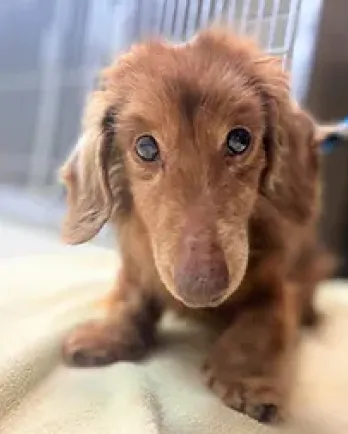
{"left": 60, "top": 29, "right": 334, "bottom": 423}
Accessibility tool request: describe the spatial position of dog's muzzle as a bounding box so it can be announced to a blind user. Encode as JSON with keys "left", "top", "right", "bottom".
{"left": 174, "top": 230, "right": 229, "bottom": 308}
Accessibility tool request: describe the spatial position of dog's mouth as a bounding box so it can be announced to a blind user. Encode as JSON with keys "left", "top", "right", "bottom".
{"left": 172, "top": 264, "right": 231, "bottom": 308}
{"left": 170, "top": 283, "right": 236, "bottom": 309}
{"left": 168, "top": 250, "right": 248, "bottom": 308}
{"left": 155, "top": 249, "right": 248, "bottom": 308}
{"left": 153, "top": 216, "right": 249, "bottom": 308}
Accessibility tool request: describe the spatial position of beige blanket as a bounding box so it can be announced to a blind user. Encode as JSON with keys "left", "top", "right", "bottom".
{"left": 0, "top": 250, "right": 348, "bottom": 434}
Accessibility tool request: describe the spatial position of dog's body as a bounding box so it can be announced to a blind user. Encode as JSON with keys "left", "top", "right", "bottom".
{"left": 61, "top": 29, "right": 333, "bottom": 423}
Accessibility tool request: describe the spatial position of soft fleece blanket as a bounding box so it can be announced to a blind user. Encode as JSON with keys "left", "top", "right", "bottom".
{"left": 0, "top": 249, "right": 348, "bottom": 434}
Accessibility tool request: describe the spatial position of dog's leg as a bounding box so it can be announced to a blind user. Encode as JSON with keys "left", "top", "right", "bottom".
{"left": 203, "top": 279, "right": 297, "bottom": 423}
{"left": 62, "top": 269, "right": 163, "bottom": 367}
{"left": 291, "top": 242, "right": 335, "bottom": 327}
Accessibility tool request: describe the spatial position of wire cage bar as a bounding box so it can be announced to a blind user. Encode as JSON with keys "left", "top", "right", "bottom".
{"left": 0, "top": 0, "right": 304, "bottom": 227}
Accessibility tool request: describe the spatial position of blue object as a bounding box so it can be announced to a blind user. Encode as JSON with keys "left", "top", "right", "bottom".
{"left": 322, "top": 117, "right": 348, "bottom": 154}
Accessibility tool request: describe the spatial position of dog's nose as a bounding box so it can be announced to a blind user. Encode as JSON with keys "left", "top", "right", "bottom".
{"left": 174, "top": 233, "right": 229, "bottom": 307}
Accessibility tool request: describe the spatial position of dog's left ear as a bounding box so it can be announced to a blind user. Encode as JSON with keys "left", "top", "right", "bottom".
{"left": 255, "top": 56, "right": 321, "bottom": 223}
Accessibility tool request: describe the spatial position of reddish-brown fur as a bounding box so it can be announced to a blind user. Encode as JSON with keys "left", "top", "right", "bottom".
{"left": 60, "top": 29, "right": 334, "bottom": 423}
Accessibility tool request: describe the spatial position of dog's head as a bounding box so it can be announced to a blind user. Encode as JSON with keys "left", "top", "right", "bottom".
{"left": 60, "top": 29, "right": 320, "bottom": 308}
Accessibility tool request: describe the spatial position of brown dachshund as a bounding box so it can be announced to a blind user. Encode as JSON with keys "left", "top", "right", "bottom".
{"left": 60, "top": 29, "right": 334, "bottom": 423}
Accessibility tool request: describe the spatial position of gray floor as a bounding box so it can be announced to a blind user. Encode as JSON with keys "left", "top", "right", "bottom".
{"left": 0, "top": 219, "right": 107, "bottom": 258}
{"left": 0, "top": 186, "right": 113, "bottom": 257}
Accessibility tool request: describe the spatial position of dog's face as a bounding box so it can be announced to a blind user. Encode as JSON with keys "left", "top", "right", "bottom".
{"left": 60, "top": 30, "right": 319, "bottom": 308}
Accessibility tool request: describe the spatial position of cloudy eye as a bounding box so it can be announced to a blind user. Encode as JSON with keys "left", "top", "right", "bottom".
{"left": 135, "top": 135, "right": 160, "bottom": 162}
{"left": 226, "top": 127, "right": 252, "bottom": 155}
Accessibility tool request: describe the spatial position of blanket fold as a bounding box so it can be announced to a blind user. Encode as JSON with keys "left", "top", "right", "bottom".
{"left": 0, "top": 251, "right": 347, "bottom": 434}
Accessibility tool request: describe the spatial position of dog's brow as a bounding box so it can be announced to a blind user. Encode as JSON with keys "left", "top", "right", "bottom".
{"left": 178, "top": 82, "right": 203, "bottom": 123}
{"left": 119, "top": 111, "right": 159, "bottom": 134}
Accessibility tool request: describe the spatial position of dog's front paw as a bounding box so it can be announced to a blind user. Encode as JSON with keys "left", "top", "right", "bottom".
{"left": 203, "top": 361, "right": 285, "bottom": 423}
{"left": 62, "top": 320, "right": 149, "bottom": 367}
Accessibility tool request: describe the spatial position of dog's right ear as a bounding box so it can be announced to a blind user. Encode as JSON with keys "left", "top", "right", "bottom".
{"left": 59, "top": 92, "right": 116, "bottom": 245}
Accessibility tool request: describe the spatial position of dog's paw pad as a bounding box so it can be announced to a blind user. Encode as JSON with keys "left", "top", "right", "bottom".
{"left": 66, "top": 346, "right": 118, "bottom": 367}
{"left": 203, "top": 362, "right": 284, "bottom": 424}
{"left": 247, "top": 403, "right": 279, "bottom": 423}
{"left": 62, "top": 321, "right": 124, "bottom": 367}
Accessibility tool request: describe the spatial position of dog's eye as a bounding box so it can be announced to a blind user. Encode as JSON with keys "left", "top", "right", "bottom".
{"left": 226, "top": 127, "right": 251, "bottom": 155}
{"left": 135, "top": 135, "right": 160, "bottom": 162}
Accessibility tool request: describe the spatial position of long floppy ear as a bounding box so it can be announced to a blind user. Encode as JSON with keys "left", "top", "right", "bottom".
{"left": 59, "top": 92, "right": 117, "bottom": 244}
{"left": 255, "top": 57, "right": 320, "bottom": 223}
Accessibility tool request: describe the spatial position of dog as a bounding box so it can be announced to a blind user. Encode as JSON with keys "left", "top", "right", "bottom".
{"left": 60, "top": 28, "right": 334, "bottom": 423}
